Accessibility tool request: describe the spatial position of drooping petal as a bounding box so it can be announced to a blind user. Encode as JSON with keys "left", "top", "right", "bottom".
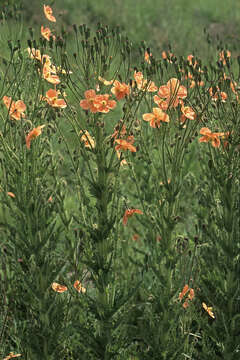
{"left": 43, "top": 5, "right": 56, "bottom": 22}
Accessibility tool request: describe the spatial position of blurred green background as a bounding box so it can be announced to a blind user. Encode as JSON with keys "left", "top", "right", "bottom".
{"left": 2, "top": 0, "right": 240, "bottom": 59}
{"left": 22, "top": 0, "right": 240, "bottom": 57}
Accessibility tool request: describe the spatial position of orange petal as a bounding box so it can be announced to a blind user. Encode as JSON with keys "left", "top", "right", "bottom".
{"left": 43, "top": 5, "right": 56, "bottom": 22}
{"left": 74, "top": 280, "right": 86, "bottom": 293}
{"left": 52, "top": 282, "right": 68, "bottom": 293}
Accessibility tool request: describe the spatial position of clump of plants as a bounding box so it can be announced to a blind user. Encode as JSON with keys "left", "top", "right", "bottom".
{"left": 0, "top": 3, "right": 239, "bottom": 359}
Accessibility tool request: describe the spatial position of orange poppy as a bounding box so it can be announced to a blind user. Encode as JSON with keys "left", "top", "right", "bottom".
{"left": 153, "top": 95, "right": 169, "bottom": 111}
{"left": 3, "top": 96, "right": 26, "bottom": 120}
{"left": 80, "top": 89, "right": 99, "bottom": 113}
{"left": 42, "top": 88, "right": 66, "bottom": 108}
{"left": 158, "top": 78, "right": 187, "bottom": 108}
{"left": 133, "top": 71, "right": 158, "bottom": 92}
{"left": 26, "top": 125, "right": 45, "bottom": 149}
{"left": 115, "top": 138, "right": 136, "bottom": 153}
{"left": 202, "top": 302, "right": 215, "bottom": 318}
{"left": 180, "top": 105, "right": 196, "bottom": 123}
{"left": 142, "top": 107, "right": 170, "bottom": 128}
{"left": 42, "top": 63, "right": 60, "bottom": 85}
{"left": 43, "top": 5, "right": 56, "bottom": 22}
{"left": 111, "top": 80, "right": 130, "bottom": 100}
{"left": 93, "top": 94, "right": 116, "bottom": 113}
{"left": 123, "top": 208, "right": 143, "bottom": 225}
{"left": 199, "top": 127, "right": 223, "bottom": 148}
{"left": 52, "top": 282, "right": 68, "bottom": 293}
{"left": 79, "top": 130, "right": 95, "bottom": 149}
{"left": 73, "top": 280, "right": 86, "bottom": 293}
{"left": 41, "top": 25, "right": 56, "bottom": 41}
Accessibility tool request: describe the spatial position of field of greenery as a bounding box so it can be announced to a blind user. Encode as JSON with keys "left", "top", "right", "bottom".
{"left": 0, "top": 1, "right": 239, "bottom": 359}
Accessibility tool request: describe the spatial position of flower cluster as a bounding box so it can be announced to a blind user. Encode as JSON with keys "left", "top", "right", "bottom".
{"left": 179, "top": 284, "right": 195, "bottom": 308}
{"left": 52, "top": 280, "right": 86, "bottom": 293}
{"left": 80, "top": 89, "right": 116, "bottom": 113}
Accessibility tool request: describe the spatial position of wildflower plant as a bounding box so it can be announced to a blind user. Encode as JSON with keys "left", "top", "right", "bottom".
{"left": 0, "top": 3, "right": 239, "bottom": 359}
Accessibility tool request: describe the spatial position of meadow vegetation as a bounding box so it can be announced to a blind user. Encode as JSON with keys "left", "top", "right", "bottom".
{"left": 0, "top": 1, "right": 239, "bottom": 359}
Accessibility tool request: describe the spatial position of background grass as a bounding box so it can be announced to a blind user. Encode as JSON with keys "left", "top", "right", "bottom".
{"left": 16, "top": 0, "right": 240, "bottom": 59}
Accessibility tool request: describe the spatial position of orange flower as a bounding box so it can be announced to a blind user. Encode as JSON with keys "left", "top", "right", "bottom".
{"left": 111, "top": 80, "right": 130, "bottom": 100}
{"left": 93, "top": 94, "right": 116, "bottom": 113}
{"left": 80, "top": 89, "right": 98, "bottom": 113}
{"left": 162, "top": 50, "right": 174, "bottom": 63}
{"left": 133, "top": 71, "right": 158, "bottom": 92}
{"left": 145, "top": 51, "right": 152, "bottom": 64}
{"left": 52, "top": 282, "right": 68, "bottom": 293}
{"left": 180, "top": 105, "right": 196, "bottom": 123}
{"left": 42, "top": 88, "right": 66, "bottom": 108}
{"left": 209, "top": 87, "right": 227, "bottom": 102}
{"left": 73, "top": 280, "right": 86, "bottom": 293}
{"left": 158, "top": 78, "right": 187, "bottom": 108}
{"left": 3, "top": 96, "right": 26, "bottom": 120}
{"left": 179, "top": 285, "right": 195, "bottom": 308}
{"left": 187, "top": 54, "right": 195, "bottom": 66}
{"left": 199, "top": 127, "right": 223, "bottom": 148}
{"left": 41, "top": 25, "right": 56, "bottom": 41}
{"left": 26, "top": 125, "right": 45, "bottom": 149}
{"left": 153, "top": 95, "right": 169, "bottom": 111}
{"left": 3, "top": 352, "right": 22, "bottom": 360}
{"left": 188, "top": 288, "right": 195, "bottom": 301}
{"left": 202, "top": 302, "right": 215, "bottom": 318}
{"left": 115, "top": 137, "right": 136, "bottom": 153}
{"left": 7, "top": 192, "right": 15, "bottom": 198}
{"left": 182, "top": 300, "right": 189, "bottom": 309}
{"left": 179, "top": 284, "right": 189, "bottom": 301}
{"left": 43, "top": 5, "right": 56, "bottom": 22}
{"left": 98, "top": 76, "right": 114, "bottom": 85}
{"left": 142, "top": 108, "right": 170, "bottom": 128}
{"left": 219, "top": 50, "right": 231, "bottom": 66}
{"left": 79, "top": 130, "right": 95, "bottom": 149}
{"left": 27, "top": 47, "right": 42, "bottom": 61}
{"left": 42, "top": 63, "right": 60, "bottom": 85}
{"left": 123, "top": 208, "right": 143, "bottom": 225}
{"left": 27, "top": 48, "right": 51, "bottom": 66}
